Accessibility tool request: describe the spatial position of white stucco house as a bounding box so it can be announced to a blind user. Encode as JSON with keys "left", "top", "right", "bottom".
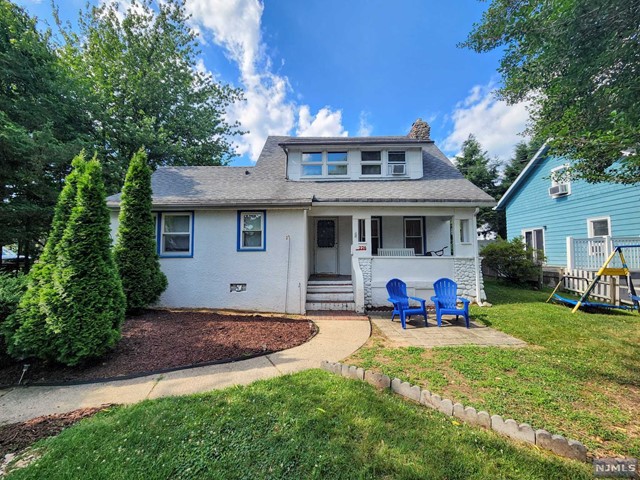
{"left": 107, "top": 119, "right": 495, "bottom": 314}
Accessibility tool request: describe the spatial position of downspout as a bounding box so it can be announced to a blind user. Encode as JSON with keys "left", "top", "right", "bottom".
{"left": 285, "top": 234, "right": 291, "bottom": 313}
{"left": 473, "top": 207, "right": 484, "bottom": 306}
{"left": 282, "top": 145, "right": 290, "bottom": 179}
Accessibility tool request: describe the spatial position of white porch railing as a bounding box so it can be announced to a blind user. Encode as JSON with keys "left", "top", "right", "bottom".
{"left": 567, "top": 236, "right": 640, "bottom": 271}
{"left": 378, "top": 248, "right": 415, "bottom": 257}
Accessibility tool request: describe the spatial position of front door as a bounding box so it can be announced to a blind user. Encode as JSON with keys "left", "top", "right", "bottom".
{"left": 315, "top": 217, "right": 338, "bottom": 274}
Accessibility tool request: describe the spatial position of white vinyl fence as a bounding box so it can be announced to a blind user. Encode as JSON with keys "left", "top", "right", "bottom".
{"left": 567, "top": 236, "right": 640, "bottom": 271}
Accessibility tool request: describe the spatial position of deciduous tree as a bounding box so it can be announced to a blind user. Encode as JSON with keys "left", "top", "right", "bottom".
{"left": 463, "top": 0, "right": 640, "bottom": 184}
{"left": 0, "top": 0, "right": 92, "bottom": 267}
{"left": 55, "top": 0, "right": 244, "bottom": 192}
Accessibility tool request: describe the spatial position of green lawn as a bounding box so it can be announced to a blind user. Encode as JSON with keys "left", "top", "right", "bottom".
{"left": 348, "top": 281, "right": 640, "bottom": 459}
{"left": 6, "top": 370, "right": 589, "bottom": 479}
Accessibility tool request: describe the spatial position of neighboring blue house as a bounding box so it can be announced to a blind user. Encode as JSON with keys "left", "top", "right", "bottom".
{"left": 496, "top": 144, "right": 640, "bottom": 270}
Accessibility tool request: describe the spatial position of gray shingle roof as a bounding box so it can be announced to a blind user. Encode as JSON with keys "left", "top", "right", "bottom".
{"left": 106, "top": 135, "right": 495, "bottom": 208}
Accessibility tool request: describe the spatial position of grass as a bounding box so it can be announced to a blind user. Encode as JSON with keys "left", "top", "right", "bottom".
{"left": 6, "top": 370, "right": 590, "bottom": 480}
{"left": 348, "top": 280, "right": 640, "bottom": 458}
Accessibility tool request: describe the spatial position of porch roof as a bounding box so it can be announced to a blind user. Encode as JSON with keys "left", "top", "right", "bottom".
{"left": 107, "top": 136, "right": 495, "bottom": 208}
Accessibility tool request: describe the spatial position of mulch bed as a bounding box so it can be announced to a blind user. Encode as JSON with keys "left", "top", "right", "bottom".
{"left": 0, "top": 406, "right": 112, "bottom": 458}
{"left": 0, "top": 310, "right": 317, "bottom": 387}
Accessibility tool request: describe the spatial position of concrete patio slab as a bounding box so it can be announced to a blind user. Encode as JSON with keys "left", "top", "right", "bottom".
{"left": 370, "top": 313, "right": 526, "bottom": 348}
{"left": 0, "top": 315, "right": 370, "bottom": 425}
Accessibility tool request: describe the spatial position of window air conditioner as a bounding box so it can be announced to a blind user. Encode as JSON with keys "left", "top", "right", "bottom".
{"left": 388, "top": 164, "right": 406, "bottom": 175}
{"left": 548, "top": 183, "right": 569, "bottom": 196}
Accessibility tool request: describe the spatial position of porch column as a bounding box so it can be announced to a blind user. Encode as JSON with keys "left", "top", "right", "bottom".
{"left": 566, "top": 236, "right": 574, "bottom": 270}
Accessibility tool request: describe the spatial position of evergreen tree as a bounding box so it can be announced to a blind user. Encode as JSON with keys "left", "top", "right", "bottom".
{"left": 5, "top": 154, "right": 87, "bottom": 359}
{"left": 502, "top": 138, "right": 545, "bottom": 191}
{"left": 45, "top": 158, "right": 125, "bottom": 365}
{"left": 114, "top": 150, "right": 167, "bottom": 313}
{"left": 455, "top": 135, "right": 500, "bottom": 237}
{"left": 455, "top": 134, "right": 499, "bottom": 197}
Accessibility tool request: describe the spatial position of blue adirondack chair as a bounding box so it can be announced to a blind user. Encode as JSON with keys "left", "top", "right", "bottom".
{"left": 386, "top": 278, "right": 428, "bottom": 329}
{"left": 431, "top": 278, "right": 470, "bottom": 328}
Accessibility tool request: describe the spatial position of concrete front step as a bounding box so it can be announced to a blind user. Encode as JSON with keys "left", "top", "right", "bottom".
{"left": 307, "top": 286, "right": 354, "bottom": 294}
{"left": 307, "top": 280, "right": 353, "bottom": 286}
{"left": 307, "top": 292, "right": 355, "bottom": 302}
{"left": 306, "top": 301, "right": 356, "bottom": 311}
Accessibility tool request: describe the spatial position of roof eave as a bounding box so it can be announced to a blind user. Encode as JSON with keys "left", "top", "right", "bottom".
{"left": 279, "top": 139, "right": 433, "bottom": 148}
{"left": 495, "top": 142, "right": 550, "bottom": 211}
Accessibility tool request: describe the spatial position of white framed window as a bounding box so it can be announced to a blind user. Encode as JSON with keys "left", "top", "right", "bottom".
{"left": 361, "top": 151, "right": 382, "bottom": 176}
{"left": 404, "top": 217, "right": 424, "bottom": 255}
{"left": 327, "top": 151, "right": 348, "bottom": 176}
{"left": 301, "top": 151, "right": 348, "bottom": 177}
{"left": 238, "top": 211, "right": 266, "bottom": 251}
{"left": 357, "top": 219, "right": 366, "bottom": 243}
{"left": 387, "top": 151, "right": 406, "bottom": 175}
{"left": 522, "top": 227, "right": 545, "bottom": 262}
{"left": 549, "top": 165, "right": 571, "bottom": 197}
{"left": 459, "top": 219, "right": 470, "bottom": 244}
{"left": 301, "top": 152, "right": 323, "bottom": 176}
{"left": 587, "top": 217, "right": 611, "bottom": 237}
{"left": 160, "top": 212, "right": 193, "bottom": 257}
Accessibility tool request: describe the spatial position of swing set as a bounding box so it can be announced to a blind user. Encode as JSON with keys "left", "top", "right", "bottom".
{"left": 547, "top": 244, "right": 640, "bottom": 313}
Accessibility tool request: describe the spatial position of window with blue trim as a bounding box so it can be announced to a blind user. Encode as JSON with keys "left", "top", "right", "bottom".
{"left": 239, "top": 211, "right": 265, "bottom": 250}
{"left": 160, "top": 212, "right": 193, "bottom": 256}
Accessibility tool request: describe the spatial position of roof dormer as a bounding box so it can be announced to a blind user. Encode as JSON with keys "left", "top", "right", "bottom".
{"left": 280, "top": 137, "right": 428, "bottom": 181}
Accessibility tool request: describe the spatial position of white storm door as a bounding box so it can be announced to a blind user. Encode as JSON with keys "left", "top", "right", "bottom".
{"left": 315, "top": 218, "right": 338, "bottom": 274}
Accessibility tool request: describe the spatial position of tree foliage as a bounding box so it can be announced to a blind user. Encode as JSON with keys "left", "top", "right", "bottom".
{"left": 0, "top": 0, "right": 92, "bottom": 266}
{"left": 46, "top": 158, "right": 125, "bottom": 365}
{"left": 481, "top": 237, "right": 543, "bottom": 284}
{"left": 4, "top": 153, "right": 87, "bottom": 361}
{"left": 501, "top": 139, "right": 544, "bottom": 191}
{"left": 455, "top": 135, "right": 500, "bottom": 236}
{"left": 5, "top": 155, "right": 125, "bottom": 366}
{"left": 55, "top": 0, "right": 244, "bottom": 192}
{"left": 114, "top": 150, "right": 167, "bottom": 312}
{"left": 463, "top": 0, "right": 640, "bottom": 184}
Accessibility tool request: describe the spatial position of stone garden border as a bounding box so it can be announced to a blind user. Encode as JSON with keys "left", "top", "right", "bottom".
{"left": 320, "top": 361, "right": 588, "bottom": 463}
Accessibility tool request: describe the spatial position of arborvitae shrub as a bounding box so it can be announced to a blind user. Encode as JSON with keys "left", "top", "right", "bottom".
{"left": 114, "top": 149, "right": 167, "bottom": 312}
{"left": 46, "top": 158, "right": 126, "bottom": 365}
{"left": 5, "top": 153, "right": 87, "bottom": 360}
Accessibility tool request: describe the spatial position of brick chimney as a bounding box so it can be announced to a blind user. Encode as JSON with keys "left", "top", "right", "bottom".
{"left": 408, "top": 118, "right": 431, "bottom": 141}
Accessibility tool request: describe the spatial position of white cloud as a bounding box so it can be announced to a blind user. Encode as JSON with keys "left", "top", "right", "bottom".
{"left": 297, "top": 106, "right": 348, "bottom": 137}
{"left": 186, "top": 0, "right": 347, "bottom": 161}
{"left": 357, "top": 111, "right": 373, "bottom": 137}
{"left": 442, "top": 82, "right": 531, "bottom": 162}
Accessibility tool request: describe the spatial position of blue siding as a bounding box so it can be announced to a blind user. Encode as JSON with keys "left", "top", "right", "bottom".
{"left": 505, "top": 156, "right": 640, "bottom": 266}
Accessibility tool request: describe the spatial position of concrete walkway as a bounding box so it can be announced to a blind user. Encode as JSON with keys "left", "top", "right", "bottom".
{"left": 370, "top": 313, "right": 526, "bottom": 347}
{"left": 0, "top": 315, "right": 370, "bottom": 425}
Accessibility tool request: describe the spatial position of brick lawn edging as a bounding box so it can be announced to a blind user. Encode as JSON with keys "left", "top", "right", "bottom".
{"left": 320, "top": 361, "right": 588, "bottom": 463}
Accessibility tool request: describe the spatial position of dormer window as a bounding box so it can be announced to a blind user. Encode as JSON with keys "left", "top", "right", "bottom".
{"left": 388, "top": 151, "right": 406, "bottom": 175}
{"left": 301, "top": 152, "right": 323, "bottom": 176}
{"left": 301, "top": 151, "right": 348, "bottom": 177}
{"left": 361, "top": 151, "right": 382, "bottom": 175}
{"left": 327, "top": 152, "right": 348, "bottom": 175}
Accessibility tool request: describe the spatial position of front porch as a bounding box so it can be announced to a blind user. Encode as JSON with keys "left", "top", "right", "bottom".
{"left": 304, "top": 207, "right": 486, "bottom": 313}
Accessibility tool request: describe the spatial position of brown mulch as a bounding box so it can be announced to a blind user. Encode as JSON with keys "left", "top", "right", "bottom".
{"left": 0, "top": 310, "right": 316, "bottom": 387}
{"left": 0, "top": 406, "right": 112, "bottom": 458}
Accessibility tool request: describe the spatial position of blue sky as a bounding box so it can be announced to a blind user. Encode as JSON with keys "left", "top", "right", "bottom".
{"left": 16, "top": 0, "right": 531, "bottom": 167}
